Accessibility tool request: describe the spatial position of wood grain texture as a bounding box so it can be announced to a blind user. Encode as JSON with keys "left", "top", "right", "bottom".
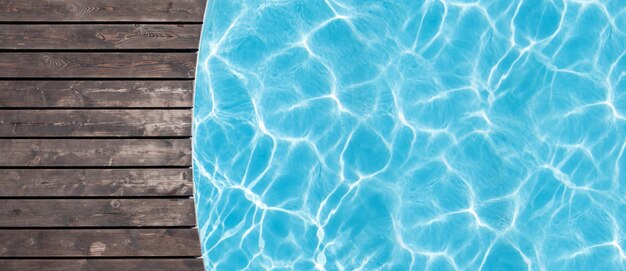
{"left": 0, "top": 139, "right": 191, "bottom": 166}
{"left": 0, "top": 0, "right": 205, "bottom": 267}
{"left": 0, "top": 168, "right": 193, "bottom": 197}
{"left": 0, "top": 199, "right": 195, "bottom": 227}
{"left": 0, "top": 0, "right": 206, "bottom": 22}
{"left": 0, "top": 109, "right": 192, "bottom": 137}
{"left": 0, "top": 81, "right": 194, "bottom": 108}
{"left": 0, "top": 24, "right": 201, "bottom": 50}
{"left": 0, "top": 229, "right": 202, "bottom": 257}
{"left": 0, "top": 259, "right": 204, "bottom": 271}
{"left": 0, "top": 53, "right": 196, "bottom": 78}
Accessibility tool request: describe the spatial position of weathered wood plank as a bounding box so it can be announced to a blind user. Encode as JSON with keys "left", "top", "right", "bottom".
{"left": 0, "top": 199, "right": 195, "bottom": 227}
{"left": 0, "top": 24, "right": 201, "bottom": 50}
{"left": 0, "top": 139, "right": 191, "bottom": 166}
{"left": 0, "top": 109, "right": 192, "bottom": 137}
{"left": 0, "top": 259, "right": 205, "bottom": 271}
{"left": 0, "top": 229, "right": 201, "bottom": 257}
{"left": 0, "top": 81, "right": 193, "bottom": 108}
{"left": 0, "top": 53, "right": 196, "bottom": 78}
{"left": 0, "top": 0, "right": 206, "bottom": 22}
{"left": 0, "top": 0, "right": 205, "bottom": 267}
{"left": 0, "top": 168, "right": 192, "bottom": 197}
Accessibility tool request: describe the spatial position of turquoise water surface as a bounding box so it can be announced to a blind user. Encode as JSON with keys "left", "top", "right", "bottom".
{"left": 194, "top": 1, "right": 626, "bottom": 270}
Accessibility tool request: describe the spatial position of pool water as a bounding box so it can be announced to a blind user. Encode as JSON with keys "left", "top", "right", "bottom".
{"left": 194, "top": 1, "right": 626, "bottom": 270}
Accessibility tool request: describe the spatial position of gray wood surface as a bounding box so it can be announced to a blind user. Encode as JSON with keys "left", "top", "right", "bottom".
{"left": 0, "top": 53, "right": 196, "bottom": 78}
{"left": 0, "top": 110, "right": 192, "bottom": 137}
{"left": 0, "top": 0, "right": 206, "bottom": 22}
{"left": 0, "top": 139, "right": 191, "bottom": 166}
{"left": 0, "top": 168, "right": 193, "bottom": 197}
{"left": 0, "top": 0, "right": 205, "bottom": 268}
{"left": 0, "top": 259, "right": 204, "bottom": 271}
{"left": 0, "top": 199, "right": 196, "bottom": 227}
{"left": 0, "top": 81, "right": 194, "bottom": 108}
{"left": 0, "top": 24, "right": 201, "bottom": 50}
{"left": 0, "top": 229, "right": 202, "bottom": 257}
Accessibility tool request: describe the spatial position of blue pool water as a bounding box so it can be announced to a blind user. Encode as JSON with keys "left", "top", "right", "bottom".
{"left": 194, "top": 1, "right": 626, "bottom": 270}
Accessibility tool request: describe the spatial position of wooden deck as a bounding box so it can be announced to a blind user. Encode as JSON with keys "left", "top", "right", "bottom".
{"left": 0, "top": 1, "right": 206, "bottom": 270}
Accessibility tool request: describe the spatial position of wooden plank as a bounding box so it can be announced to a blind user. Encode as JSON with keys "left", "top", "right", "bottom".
{"left": 0, "top": 139, "right": 191, "bottom": 166}
{"left": 0, "top": 168, "right": 193, "bottom": 197}
{"left": 0, "top": 259, "right": 204, "bottom": 271}
{"left": 0, "top": 109, "right": 192, "bottom": 137}
{"left": 0, "top": 24, "right": 201, "bottom": 50}
{"left": 0, "top": 199, "right": 195, "bottom": 227}
{"left": 0, "top": 53, "right": 196, "bottom": 78}
{"left": 0, "top": 81, "right": 193, "bottom": 108}
{"left": 0, "top": 0, "right": 206, "bottom": 22}
{"left": 0, "top": 229, "right": 201, "bottom": 257}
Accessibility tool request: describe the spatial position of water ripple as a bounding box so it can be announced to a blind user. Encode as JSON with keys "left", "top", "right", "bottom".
{"left": 194, "top": 1, "right": 626, "bottom": 270}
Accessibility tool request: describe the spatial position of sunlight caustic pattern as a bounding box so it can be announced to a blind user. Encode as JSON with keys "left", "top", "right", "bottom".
{"left": 193, "top": 0, "right": 626, "bottom": 270}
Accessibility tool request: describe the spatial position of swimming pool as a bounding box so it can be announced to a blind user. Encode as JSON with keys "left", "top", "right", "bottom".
{"left": 194, "top": 1, "right": 626, "bottom": 270}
